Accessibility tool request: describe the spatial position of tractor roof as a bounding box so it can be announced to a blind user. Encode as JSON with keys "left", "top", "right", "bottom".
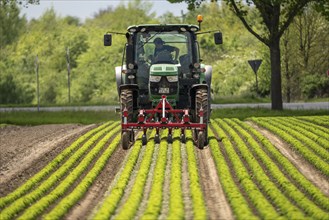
{"left": 127, "top": 24, "right": 200, "bottom": 33}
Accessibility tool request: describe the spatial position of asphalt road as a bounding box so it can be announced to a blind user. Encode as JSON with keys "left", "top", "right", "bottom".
{"left": 0, "top": 102, "right": 328, "bottom": 112}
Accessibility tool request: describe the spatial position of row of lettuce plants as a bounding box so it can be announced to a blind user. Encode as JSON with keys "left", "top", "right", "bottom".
{"left": 221, "top": 119, "right": 329, "bottom": 219}
{"left": 276, "top": 117, "right": 329, "bottom": 151}
{"left": 269, "top": 117, "right": 329, "bottom": 152}
{"left": 0, "top": 122, "right": 118, "bottom": 220}
{"left": 113, "top": 130, "right": 157, "bottom": 219}
{"left": 296, "top": 116, "right": 329, "bottom": 127}
{"left": 233, "top": 118, "right": 329, "bottom": 211}
{"left": 17, "top": 125, "right": 121, "bottom": 219}
{"left": 213, "top": 119, "right": 285, "bottom": 219}
{"left": 44, "top": 131, "right": 121, "bottom": 219}
{"left": 249, "top": 117, "right": 329, "bottom": 176}
{"left": 0, "top": 121, "right": 112, "bottom": 208}
{"left": 287, "top": 117, "right": 329, "bottom": 145}
{"left": 92, "top": 132, "right": 146, "bottom": 219}
{"left": 141, "top": 129, "right": 169, "bottom": 220}
{"left": 209, "top": 121, "right": 258, "bottom": 220}
{"left": 167, "top": 129, "right": 184, "bottom": 219}
{"left": 184, "top": 130, "right": 207, "bottom": 219}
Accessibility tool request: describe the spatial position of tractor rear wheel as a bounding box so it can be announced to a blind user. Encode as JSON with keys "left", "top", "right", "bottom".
{"left": 120, "top": 89, "right": 134, "bottom": 149}
{"left": 195, "top": 88, "right": 209, "bottom": 149}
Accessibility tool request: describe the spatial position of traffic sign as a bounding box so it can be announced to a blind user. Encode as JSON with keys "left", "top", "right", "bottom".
{"left": 248, "top": 59, "right": 262, "bottom": 74}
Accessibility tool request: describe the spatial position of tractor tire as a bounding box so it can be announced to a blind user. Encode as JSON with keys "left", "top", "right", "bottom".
{"left": 120, "top": 89, "right": 134, "bottom": 122}
{"left": 120, "top": 89, "right": 134, "bottom": 149}
{"left": 122, "top": 132, "right": 130, "bottom": 150}
{"left": 195, "top": 88, "right": 209, "bottom": 148}
{"left": 197, "top": 131, "right": 205, "bottom": 149}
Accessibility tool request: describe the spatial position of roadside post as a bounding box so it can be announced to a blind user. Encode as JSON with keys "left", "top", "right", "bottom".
{"left": 66, "top": 47, "right": 71, "bottom": 104}
{"left": 35, "top": 55, "right": 40, "bottom": 112}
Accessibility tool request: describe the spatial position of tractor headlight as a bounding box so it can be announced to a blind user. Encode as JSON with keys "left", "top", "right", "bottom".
{"left": 166, "top": 75, "right": 178, "bottom": 82}
{"left": 150, "top": 75, "right": 162, "bottom": 82}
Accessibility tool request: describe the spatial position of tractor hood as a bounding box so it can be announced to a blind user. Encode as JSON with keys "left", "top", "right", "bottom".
{"left": 150, "top": 64, "right": 178, "bottom": 76}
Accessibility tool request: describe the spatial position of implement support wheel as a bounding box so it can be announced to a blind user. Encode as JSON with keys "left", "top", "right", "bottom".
{"left": 122, "top": 132, "right": 130, "bottom": 150}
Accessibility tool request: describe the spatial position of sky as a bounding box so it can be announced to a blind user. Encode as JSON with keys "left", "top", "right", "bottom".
{"left": 20, "top": 0, "right": 189, "bottom": 22}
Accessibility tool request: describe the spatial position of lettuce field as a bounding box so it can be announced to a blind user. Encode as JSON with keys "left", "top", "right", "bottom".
{"left": 0, "top": 116, "right": 328, "bottom": 219}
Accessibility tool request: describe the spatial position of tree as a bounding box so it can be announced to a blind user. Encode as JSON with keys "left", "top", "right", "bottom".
{"left": 0, "top": 0, "right": 27, "bottom": 48}
{"left": 169, "top": 0, "right": 323, "bottom": 109}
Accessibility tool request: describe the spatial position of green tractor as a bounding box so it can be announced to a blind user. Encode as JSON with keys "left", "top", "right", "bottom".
{"left": 104, "top": 16, "right": 222, "bottom": 149}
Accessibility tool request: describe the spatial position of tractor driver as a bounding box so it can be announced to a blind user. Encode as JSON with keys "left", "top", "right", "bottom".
{"left": 151, "top": 37, "right": 179, "bottom": 63}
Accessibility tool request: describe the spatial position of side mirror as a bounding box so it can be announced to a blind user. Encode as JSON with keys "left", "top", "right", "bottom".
{"left": 104, "top": 33, "right": 112, "bottom": 46}
{"left": 214, "top": 32, "right": 223, "bottom": 45}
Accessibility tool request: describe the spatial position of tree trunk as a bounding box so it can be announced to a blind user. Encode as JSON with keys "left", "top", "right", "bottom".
{"left": 269, "top": 39, "right": 283, "bottom": 110}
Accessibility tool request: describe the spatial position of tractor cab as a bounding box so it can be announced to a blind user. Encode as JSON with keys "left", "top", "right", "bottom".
{"left": 104, "top": 18, "right": 222, "bottom": 149}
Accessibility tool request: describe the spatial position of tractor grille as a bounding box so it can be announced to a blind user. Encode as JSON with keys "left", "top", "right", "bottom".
{"left": 150, "top": 76, "right": 178, "bottom": 95}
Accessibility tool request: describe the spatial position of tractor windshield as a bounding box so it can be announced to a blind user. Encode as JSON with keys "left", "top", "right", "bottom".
{"left": 135, "top": 31, "right": 192, "bottom": 65}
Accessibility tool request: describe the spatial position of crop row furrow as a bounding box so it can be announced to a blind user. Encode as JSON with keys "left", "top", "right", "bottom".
{"left": 92, "top": 132, "right": 147, "bottom": 219}
{"left": 0, "top": 121, "right": 112, "bottom": 208}
{"left": 237, "top": 119, "right": 329, "bottom": 211}
{"left": 269, "top": 117, "right": 329, "bottom": 152}
{"left": 141, "top": 130, "right": 169, "bottom": 220}
{"left": 209, "top": 121, "right": 258, "bottom": 220}
{"left": 0, "top": 122, "right": 118, "bottom": 220}
{"left": 249, "top": 118, "right": 329, "bottom": 176}
{"left": 222, "top": 119, "right": 329, "bottom": 218}
{"left": 17, "top": 126, "right": 121, "bottom": 220}
{"left": 44, "top": 133, "right": 121, "bottom": 219}
{"left": 216, "top": 119, "right": 294, "bottom": 219}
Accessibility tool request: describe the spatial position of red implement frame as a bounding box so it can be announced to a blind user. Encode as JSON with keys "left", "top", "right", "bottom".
{"left": 122, "top": 95, "right": 205, "bottom": 133}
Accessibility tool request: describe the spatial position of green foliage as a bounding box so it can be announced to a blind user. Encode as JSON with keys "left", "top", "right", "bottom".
{"left": 0, "top": 0, "right": 327, "bottom": 105}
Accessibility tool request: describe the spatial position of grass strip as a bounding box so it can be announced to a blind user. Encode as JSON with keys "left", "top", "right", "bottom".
{"left": 209, "top": 121, "right": 257, "bottom": 220}
{"left": 0, "top": 122, "right": 117, "bottom": 220}
{"left": 44, "top": 133, "right": 121, "bottom": 219}
{"left": 0, "top": 122, "right": 111, "bottom": 209}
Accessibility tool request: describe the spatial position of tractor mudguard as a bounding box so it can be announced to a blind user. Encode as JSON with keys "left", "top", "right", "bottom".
{"left": 115, "top": 65, "right": 126, "bottom": 95}
{"left": 190, "top": 84, "right": 208, "bottom": 110}
{"left": 204, "top": 65, "right": 212, "bottom": 88}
